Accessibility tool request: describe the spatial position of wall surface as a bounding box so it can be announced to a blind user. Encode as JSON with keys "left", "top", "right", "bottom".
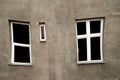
{"left": 0, "top": 0, "right": 120, "bottom": 80}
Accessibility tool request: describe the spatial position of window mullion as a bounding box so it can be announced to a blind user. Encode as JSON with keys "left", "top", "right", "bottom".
{"left": 13, "top": 43, "right": 30, "bottom": 47}
{"left": 89, "top": 33, "right": 101, "bottom": 37}
{"left": 11, "top": 22, "right": 14, "bottom": 64}
{"left": 11, "top": 44, "right": 15, "bottom": 63}
{"left": 77, "top": 35, "right": 87, "bottom": 39}
{"left": 86, "top": 21, "right": 91, "bottom": 61}
{"left": 100, "top": 19, "right": 103, "bottom": 61}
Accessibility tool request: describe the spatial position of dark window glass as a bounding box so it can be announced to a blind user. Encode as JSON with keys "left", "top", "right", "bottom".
{"left": 78, "top": 38, "right": 87, "bottom": 61}
{"left": 77, "top": 22, "right": 86, "bottom": 35}
{"left": 91, "top": 37, "right": 101, "bottom": 60}
{"left": 41, "top": 26, "right": 45, "bottom": 39}
{"left": 14, "top": 46, "right": 30, "bottom": 63}
{"left": 13, "top": 23, "right": 29, "bottom": 44}
{"left": 90, "top": 20, "right": 101, "bottom": 33}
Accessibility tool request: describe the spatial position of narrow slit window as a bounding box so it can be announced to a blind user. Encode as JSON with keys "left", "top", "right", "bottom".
{"left": 10, "top": 21, "right": 31, "bottom": 65}
{"left": 40, "top": 23, "right": 46, "bottom": 41}
{"left": 76, "top": 18, "right": 104, "bottom": 64}
{"left": 41, "top": 26, "right": 45, "bottom": 39}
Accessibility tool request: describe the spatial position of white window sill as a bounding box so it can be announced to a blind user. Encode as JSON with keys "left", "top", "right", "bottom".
{"left": 77, "top": 60, "right": 105, "bottom": 65}
{"left": 8, "top": 63, "right": 32, "bottom": 67}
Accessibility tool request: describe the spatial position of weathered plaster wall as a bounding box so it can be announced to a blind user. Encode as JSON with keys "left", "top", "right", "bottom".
{"left": 0, "top": 0, "right": 120, "bottom": 80}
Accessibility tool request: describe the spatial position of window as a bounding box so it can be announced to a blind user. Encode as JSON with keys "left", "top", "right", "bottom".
{"left": 10, "top": 21, "right": 32, "bottom": 65}
{"left": 39, "top": 23, "right": 46, "bottom": 41}
{"left": 76, "top": 18, "right": 104, "bottom": 64}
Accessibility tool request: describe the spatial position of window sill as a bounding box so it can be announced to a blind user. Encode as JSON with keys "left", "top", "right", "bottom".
{"left": 8, "top": 63, "right": 32, "bottom": 67}
{"left": 77, "top": 61, "right": 105, "bottom": 65}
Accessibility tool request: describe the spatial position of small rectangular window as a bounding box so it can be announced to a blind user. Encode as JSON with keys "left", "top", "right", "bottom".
{"left": 76, "top": 18, "right": 104, "bottom": 64}
{"left": 40, "top": 23, "right": 46, "bottom": 41}
{"left": 10, "top": 21, "right": 32, "bottom": 65}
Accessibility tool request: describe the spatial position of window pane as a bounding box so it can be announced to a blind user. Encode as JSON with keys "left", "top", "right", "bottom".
{"left": 90, "top": 20, "right": 100, "bottom": 33}
{"left": 14, "top": 46, "right": 30, "bottom": 63}
{"left": 77, "top": 22, "right": 86, "bottom": 35}
{"left": 78, "top": 38, "right": 87, "bottom": 61}
{"left": 91, "top": 37, "right": 101, "bottom": 60}
{"left": 41, "top": 26, "right": 45, "bottom": 39}
{"left": 13, "top": 23, "right": 29, "bottom": 44}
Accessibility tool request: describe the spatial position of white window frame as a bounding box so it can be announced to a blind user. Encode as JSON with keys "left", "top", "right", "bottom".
{"left": 10, "top": 21, "right": 32, "bottom": 66}
{"left": 40, "top": 24, "right": 46, "bottom": 42}
{"left": 75, "top": 18, "right": 104, "bottom": 64}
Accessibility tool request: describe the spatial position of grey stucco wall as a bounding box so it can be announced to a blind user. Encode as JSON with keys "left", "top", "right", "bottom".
{"left": 0, "top": 0, "right": 120, "bottom": 80}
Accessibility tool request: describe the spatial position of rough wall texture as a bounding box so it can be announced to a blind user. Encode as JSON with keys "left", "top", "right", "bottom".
{"left": 0, "top": 0, "right": 120, "bottom": 80}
